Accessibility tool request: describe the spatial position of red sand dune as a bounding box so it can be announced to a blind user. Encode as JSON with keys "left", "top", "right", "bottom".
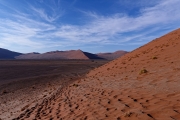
{"left": 14, "top": 28, "right": 180, "bottom": 120}
{"left": 15, "top": 50, "right": 90, "bottom": 59}
{"left": 15, "top": 50, "right": 128, "bottom": 60}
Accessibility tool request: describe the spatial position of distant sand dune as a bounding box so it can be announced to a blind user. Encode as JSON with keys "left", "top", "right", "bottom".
{"left": 15, "top": 50, "right": 128, "bottom": 60}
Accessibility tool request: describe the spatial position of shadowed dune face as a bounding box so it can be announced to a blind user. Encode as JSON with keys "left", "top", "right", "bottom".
{"left": 13, "top": 28, "right": 180, "bottom": 120}
{"left": 0, "top": 48, "right": 22, "bottom": 59}
{"left": 83, "top": 52, "right": 104, "bottom": 59}
{"left": 96, "top": 50, "right": 128, "bottom": 60}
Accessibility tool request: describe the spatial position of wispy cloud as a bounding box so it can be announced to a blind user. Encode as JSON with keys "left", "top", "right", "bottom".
{"left": 0, "top": 19, "right": 43, "bottom": 47}
{"left": 30, "top": 6, "right": 63, "bottom": 23}
{"left": 53, "top": 0, "right": 180, "bottom": 45}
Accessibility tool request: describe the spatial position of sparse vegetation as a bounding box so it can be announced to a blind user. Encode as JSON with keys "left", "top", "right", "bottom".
{"left": 139, "top": 69, "right": 148, "bottom": 74}
{"left": 152, "top": 56, "right": 158, "bottom": 59}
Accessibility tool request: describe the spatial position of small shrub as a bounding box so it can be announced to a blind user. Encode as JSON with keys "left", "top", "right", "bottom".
{"left": 152, "top": 56, "right": 157, "bottom": 59}
{"left": 139, "top": 69, "right": 148, "bottom": 74}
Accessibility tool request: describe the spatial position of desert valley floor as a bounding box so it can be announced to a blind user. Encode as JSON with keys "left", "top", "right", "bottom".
{"left": 0, "top": 60, "right": 108, "bottom": 120}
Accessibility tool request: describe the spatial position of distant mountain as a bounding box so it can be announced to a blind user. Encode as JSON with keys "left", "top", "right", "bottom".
{"left": 96, "top": 50, "right": 128, "bottom": 60}
{"left": 0, "top": 48, "right": 22, "bottom": 59}
{"left": 0, "top": 48, "right": 128, "bottom": 60}
{"left": 15, "top": 50, "right": 104, "bottom": 60}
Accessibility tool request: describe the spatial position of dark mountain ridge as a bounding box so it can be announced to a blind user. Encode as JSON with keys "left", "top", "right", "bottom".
{"left": 0, "top": 48, "right": 22, "bottom": 59}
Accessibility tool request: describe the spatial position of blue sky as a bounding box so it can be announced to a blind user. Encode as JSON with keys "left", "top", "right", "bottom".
{"left": 0, "top": 0, "right": 180, "bottom": 53}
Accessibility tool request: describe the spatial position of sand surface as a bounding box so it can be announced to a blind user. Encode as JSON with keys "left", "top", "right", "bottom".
{"left": 0, "top": 60, "right": 108, "bottom": 120}
{"left": 5, "top": 28, "right": 180, "bottom": 120}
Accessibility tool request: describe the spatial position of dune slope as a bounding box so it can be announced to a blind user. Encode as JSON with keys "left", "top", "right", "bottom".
{"left": 14, "top": 28, "right": 180, "bottom": 120}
